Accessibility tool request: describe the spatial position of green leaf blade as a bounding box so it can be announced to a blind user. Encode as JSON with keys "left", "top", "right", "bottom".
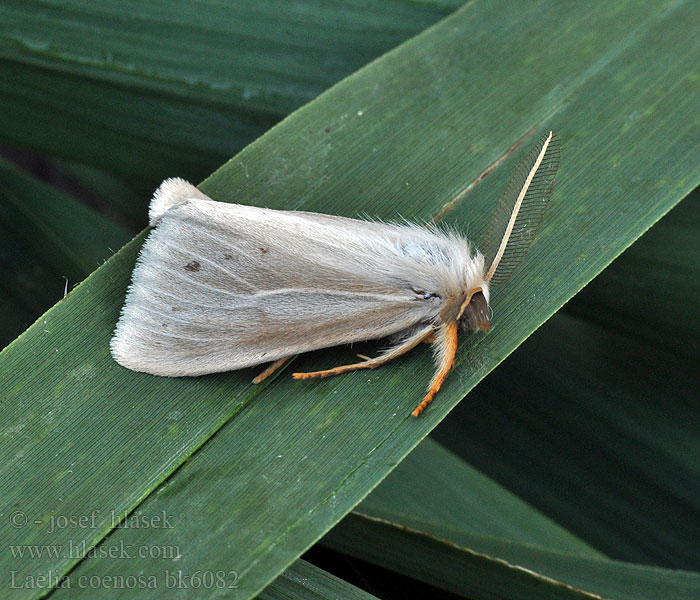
{"left": 0, "top": 0, "right": 457, "bottom": 181}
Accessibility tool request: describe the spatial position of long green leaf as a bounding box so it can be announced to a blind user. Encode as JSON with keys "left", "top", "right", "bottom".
{"left": 324, "top": 513, "right": 700, "bottom": 600}
{"left": 330, "top": 301, "right": 700, "bottom": 587}
{"left": 3, "top": 2, "right": 700, "bottom": 599}
{"left": 329, "top": 387, "right": 698, "bottom": 594}
{"left": 0, "top": 0, "right": 457, "bottom": 183}
{"left": 432, "top": 312, "right": 700, "bottom": 569}
{"left": 357, "top": 438, "right": 600, "bottom": 558}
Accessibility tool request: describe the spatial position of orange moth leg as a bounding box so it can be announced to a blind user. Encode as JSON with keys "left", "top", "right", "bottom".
{"left": 252, "top": 356, "right": 292, "bottom": 384}
{"left": 293, "top": 360, "right": 380, "bottom": 379}
{"left": 293, "top": 326, "right": 434, "bottom": 381}
{"left": 411, "top": 320, "right": 458, "bottom": 417}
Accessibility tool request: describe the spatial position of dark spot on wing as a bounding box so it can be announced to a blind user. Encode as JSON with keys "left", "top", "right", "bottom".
{"left": 185, "top": 261, "right": 201, "bottom": 272}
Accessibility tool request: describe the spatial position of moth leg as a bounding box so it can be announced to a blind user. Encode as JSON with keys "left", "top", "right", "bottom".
{"left": 293, "top": 326, "right": 434, "bottom": 381}
{"left": 252, "top": 356, "right": 292, "bottom": 384}
{"left": 411, "top": 320, "right": 458, "bottom": 417}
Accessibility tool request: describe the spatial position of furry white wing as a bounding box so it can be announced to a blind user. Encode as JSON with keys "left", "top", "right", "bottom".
{"left": 111, "top": 190, "right": 476, "bottom": 376}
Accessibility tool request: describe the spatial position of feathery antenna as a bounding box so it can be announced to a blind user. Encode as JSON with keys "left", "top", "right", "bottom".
{"left": 483, "top": 131, "right": 561, "bottom": 284}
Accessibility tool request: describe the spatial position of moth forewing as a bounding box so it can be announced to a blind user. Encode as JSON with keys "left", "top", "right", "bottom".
{"left": 110, "top": 181, "right": 479, "bottom": 387}
{"left": 482, "top": 131, "right": 561, "bottom": 285}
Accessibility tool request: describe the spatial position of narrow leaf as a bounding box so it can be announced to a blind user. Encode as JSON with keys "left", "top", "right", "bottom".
{"left": 0, "top": 0, "right": 456, "bottom": 182}
{"left": 433, "top": 313, "right": 700, "bottom": 568}
{"left": 357, "top": 438, "right": 600, "bottom": 558}
{"left": 324, "top": 513, "right": 700, "bottom": 600}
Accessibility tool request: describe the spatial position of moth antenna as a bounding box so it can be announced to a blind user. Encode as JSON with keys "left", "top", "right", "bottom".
{"left": 482, "top": 131, "right": 561, "bottom": 284}
{"left": 149, "top": 178, "right": 211, "bottom": 225}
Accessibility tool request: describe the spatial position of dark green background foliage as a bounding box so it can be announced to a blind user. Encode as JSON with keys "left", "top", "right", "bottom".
{"left": 1, "top": 1, "right": 699, "bottom": 598}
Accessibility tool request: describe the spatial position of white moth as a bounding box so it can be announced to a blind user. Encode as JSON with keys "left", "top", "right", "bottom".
{"left": 111, "top": 131, "right": 560, "bottom": 416}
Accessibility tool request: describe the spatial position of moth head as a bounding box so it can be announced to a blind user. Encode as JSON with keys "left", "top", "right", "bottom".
{"left": 457, "top": 285, "right": 491, "bottom": 332}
